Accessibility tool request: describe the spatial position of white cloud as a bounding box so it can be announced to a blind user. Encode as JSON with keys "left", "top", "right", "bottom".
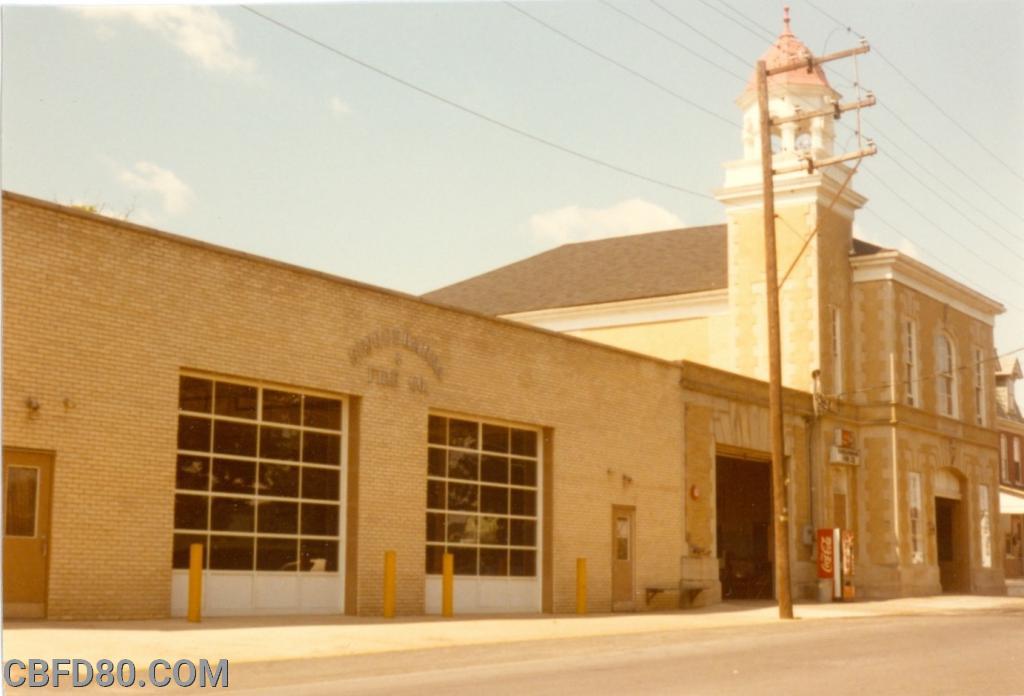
{"left": 118, "top": 162, "right": 194, "bottom": 215}
{"left": 529, "top": 199, "right": 684, "bottom": 247}
{"left": 329, "top": 96, "right": 352, "bottom": 117}
{"left": 71, "top": 6, "right": 253, "bottom": 74}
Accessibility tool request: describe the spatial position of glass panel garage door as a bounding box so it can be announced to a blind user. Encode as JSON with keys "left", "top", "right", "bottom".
{"left": 171, "top": 375, "right": 345, "bottom": 616}
{"left": 425, "top": 414, "right": 542, "bottom": 613}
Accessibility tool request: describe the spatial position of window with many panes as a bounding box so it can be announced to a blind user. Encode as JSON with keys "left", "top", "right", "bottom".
{"left": 1015, "top": 437, "right": 1023, "bottom": 485}
{"left": 830, "top": 306, "right": 843, "bottom": 395}
{"left": 173, "top": 375, "right": 344, "bottom": 573}
{"left": 1002, "top": 434, "right": 1011, "bottom": 483}
{"left": 979, "top": 485, "right": 992, "bottom": 569}
{"left": 904, "top": 320, "right": 918, "bottom": 407}
{"left": 426, "top": 415, "right": 539, "bottom": 577}
{"left": 936, "top": 334, "right": 957, "bottom": 418}
{"left": 908, "top": 472, "right": 923, "bottom": 564}
{"left": 974, "top": 348, "right": 985, "bottom": 426}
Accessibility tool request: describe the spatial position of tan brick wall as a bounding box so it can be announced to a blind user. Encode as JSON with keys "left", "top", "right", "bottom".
{"left": 725, "top": 201, "right": 825, "bottom": 394}
{"left": 570, "top": 317, "right": 713, "bottom": 364}
{"left": 3, "top": 194, "right": 695, "bottom": 618}
{"left": 4, "top": 191, "right": 1005, "bottom": 619}
{"left": 847, "top": 273, "right": 1003, "bottom": 597}
{"left": 679, "top": 364, "right": 817, "bottom": 599}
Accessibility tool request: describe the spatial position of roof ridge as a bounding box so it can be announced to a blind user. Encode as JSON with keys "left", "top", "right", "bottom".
{"left": 558, "top": 222, "right": 727, "bottom": 249}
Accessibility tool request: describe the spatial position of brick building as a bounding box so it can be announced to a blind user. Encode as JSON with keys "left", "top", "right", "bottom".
{"left": 1, "top": 15, "right": 1007, "bottom": 620}
{"left": 429, "top": 16, "right": 1008, "bottom": 600}
{"left": 3, "top": 191, "right": 827, "bottom": 619}
{"left": 996, "top": 357, "right": 1024, "bottom": 577}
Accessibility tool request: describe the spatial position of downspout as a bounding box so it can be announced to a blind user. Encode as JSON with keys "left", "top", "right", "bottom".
{"left": 808, "top": 370, "right": 823, "bottom": 543}
{"left": 890, "top": 350, "right": 902, "bottom": 564}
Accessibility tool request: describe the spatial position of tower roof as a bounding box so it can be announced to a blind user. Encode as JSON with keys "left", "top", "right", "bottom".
{"left": 744, "top": 7, "right": 832, "bottom": 94}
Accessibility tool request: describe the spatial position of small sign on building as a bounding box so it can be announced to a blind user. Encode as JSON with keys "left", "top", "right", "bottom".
{"left": 829, "top": 428, "right": 860, "bottom": 466}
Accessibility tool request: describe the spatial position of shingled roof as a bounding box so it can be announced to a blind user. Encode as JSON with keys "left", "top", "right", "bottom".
{"left": 424, "top": 225, "right": 887, "bottom": 316}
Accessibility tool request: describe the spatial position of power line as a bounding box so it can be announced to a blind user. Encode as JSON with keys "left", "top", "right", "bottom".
{"left": 587, "top": 1, "right": 747, "bottom": 83}
{"left": 594, "top": 1, "right": 1024, "bottom": 311}
{"left": 859, "top": 208, "right": 1024, "bottom": 315}
{"left": 824, "top": 56, "right": 1024, "bottom": 226}
{"left": 873, "top": 101, "right": 1024, "bottom": 226}
{"left": 702, "top": 2, "right": 1024, "bottom": 287}
{"left": 644, "top": 0, "right": 753, "bottom": 69}
{"left": 717, "top": 0, "right": 1024, "bottom": 214}
{"left": 860, "top": 168, "right": 1022, "bottom": 288}
{"left": 240, "top": 6, "right": 714, "bottom": 201}
{"left": 697, "top": 0, "right": 775, "bottom": 43}
{"left": 505, "top": 2, "right": 740, "bottom": 125}
{"left": 802, "top": 0, "right": 1024, "bottom": 185}
{"left": 838, "top": 343, "right": 1024, "bottom": 402}
{"left": 853, "top": 118, "right": 1024, "bottom": 245}
{"left": 875, "top": 149, "right": 1024, "bottom": 264}
{"left": 824, "top": 62, "right": 1024, "bottom": 232}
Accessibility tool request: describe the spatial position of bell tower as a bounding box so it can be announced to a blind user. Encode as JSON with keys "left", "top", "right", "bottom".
{"left": 715, "top": 8, "right": 867, "bottom": 395}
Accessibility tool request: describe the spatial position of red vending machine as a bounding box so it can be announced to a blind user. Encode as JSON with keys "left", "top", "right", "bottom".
{"left": 817, "top": 528, "right": 855, "bottom": 600}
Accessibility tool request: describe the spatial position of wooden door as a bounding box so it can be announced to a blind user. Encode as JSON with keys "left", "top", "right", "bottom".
{"left": 611, "top": 506, "right": 635, "bottom": 611}
{"left": 3, "top": 449, "right": 53, "bottom": 618}
{"left": 936, "top": 496, "right": 966, "bottom": 593}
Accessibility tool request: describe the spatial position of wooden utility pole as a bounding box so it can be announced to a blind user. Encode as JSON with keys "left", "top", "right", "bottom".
{"left": 755, "top": 41, "right": 874, "bottom": 620}
{"left": 756, "top": 59, "right": 793, "bottom": 620}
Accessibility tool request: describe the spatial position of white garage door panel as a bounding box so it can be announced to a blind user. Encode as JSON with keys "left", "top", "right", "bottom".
{"left": 171, "top": 572, "right": 343, "bottom": 616}
{"left": 254, "top": 574, "right": 299, "bottom": 610}
{"left": 299, "top": 574, "right": 344, "bottom": 611}
{"left": 205, "top": 574, "right": 255, "bottom": 615}
{"left": 424, "top": 576, "right": 540, "bottom": 614}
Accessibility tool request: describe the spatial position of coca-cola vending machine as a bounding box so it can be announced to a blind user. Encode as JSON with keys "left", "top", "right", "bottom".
{"left": 817, "top": 528, "right": 855, "bottom": 600}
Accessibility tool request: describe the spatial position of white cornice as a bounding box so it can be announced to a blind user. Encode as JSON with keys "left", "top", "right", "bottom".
{"left": 715, "top": 163, "right": 867, "bottom": 220}
{"left": 501, "top": 289, "right": 729, "bottom": 332}
{"left": 851, "top": 252, "right": 1005, "bottom": 325}
{"left": 997, "top": 415, "right": 1024, "bottom": 436}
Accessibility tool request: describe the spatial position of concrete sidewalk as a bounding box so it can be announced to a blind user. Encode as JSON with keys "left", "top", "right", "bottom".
{"left": 5, "top": 595, "right": 1023, "bottom": 666}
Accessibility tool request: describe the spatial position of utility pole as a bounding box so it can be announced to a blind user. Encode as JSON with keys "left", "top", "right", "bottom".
{"left": 755, "top": 40, "right": 875, "bottom": 620}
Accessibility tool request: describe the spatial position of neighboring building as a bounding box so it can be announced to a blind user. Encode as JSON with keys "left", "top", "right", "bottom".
{"left": 1, "top": 13, "right": 1006, "bottom": 621}
{"left": 429, "top": 14, "right": 1007, "bottom": 600}
{"left": 996, "top": 357, "right": 1024, "bottom": 578}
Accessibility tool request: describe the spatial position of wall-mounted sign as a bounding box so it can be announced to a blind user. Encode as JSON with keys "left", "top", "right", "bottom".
{"left": 829, "top": 446, "right": 860, "bottom": 466}
{"left": 349, "top": 327, "right": 443, "bottom": 395}
{"left": 834, "top": 428, "right": 855, "bottom": 448}
{"left": 830, "top": 428, "right": 859, "bottom": 465}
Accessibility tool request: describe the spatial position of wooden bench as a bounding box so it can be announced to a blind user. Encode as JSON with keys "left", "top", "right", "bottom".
{"left": 645, "top": 581, "right": 713, "bottom": 606}
{"left": 644, "top": 586, "right": 678, "bottom": 605}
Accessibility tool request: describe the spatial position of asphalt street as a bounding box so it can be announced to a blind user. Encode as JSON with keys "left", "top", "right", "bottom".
{"left": 225, "top": 610, "right": 1024, "bottom": 695}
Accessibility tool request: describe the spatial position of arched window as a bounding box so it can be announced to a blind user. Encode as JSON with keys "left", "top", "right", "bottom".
{"left": 936, "top": 334, "right": 957, "bottom": 418}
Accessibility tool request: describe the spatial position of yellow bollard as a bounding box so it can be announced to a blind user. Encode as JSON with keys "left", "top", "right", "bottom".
{"left": 187, "top": 543, "right": 203, "bottom": 623}
{"left": 442, "top": 552, "right": 454, "bottom": 617}
{"left": 383, "top": 550, "right": 397, "bottom": 618}
{"left": 576, "top": 558, "right": 587, "bottom": 615}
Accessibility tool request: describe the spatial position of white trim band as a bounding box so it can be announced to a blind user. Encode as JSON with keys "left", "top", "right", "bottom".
{"left": 502, "top": 289, "right": 729, "bottom": 332}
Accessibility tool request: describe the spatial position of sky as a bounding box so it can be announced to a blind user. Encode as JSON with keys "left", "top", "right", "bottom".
{"left": 2, "top": 1, "right": 1023, "bottom": 354}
